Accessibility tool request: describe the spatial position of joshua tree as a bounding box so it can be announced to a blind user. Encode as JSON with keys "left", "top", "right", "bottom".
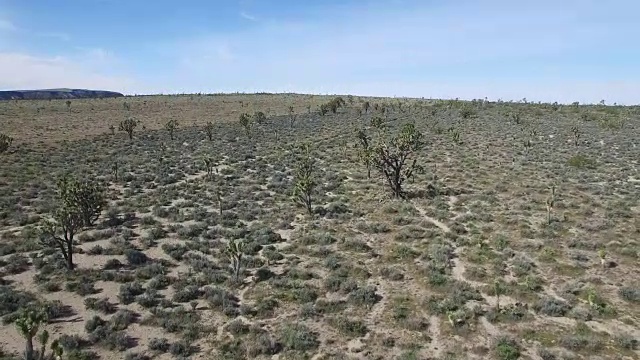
{"left": 374, "top": 123, "right": 425, "bottom": 198}
{"left": 65, "top": 100, "right": 71, "bottom": 112}
{"left": 108, "top": 125, "right": 115, "bottom": 135}
{"left": 225, "top": 238, "right": 244, "bottom": 281}
{"left": 354, "top": 129, "right": 374, "bottom": 178}
{"left": 165, "top": 119, "right": 179, "bottom": 140}
{"left": 253, "top": 111, "right": 267, "bottom": 125}
{"left": 292, "top": 143, "right": 316, "bottom": 215}
{"left": 319, "top": 104, "right": 329, "bottom": 116}
{"left": 123, "top": 102, "right": 131, "bottom": 111}
{"left": 449, "top": 128, "right": 462, "bottom": 145}
{"left": 545, "top": 185, "right": 555, "bottom": 225}
{"left": 0, "top": 133, "right": 13, "bottom": 154}
{"left": 58, "top": 176, "right": 106, "bottom": 227}
{"left": 204, "top": 121, "right": 214, "bottom": 141}
{"left": 203, "top": 156, "right": 217, "bottom": 178}
{"left": 288, "top": 106, "right": 297, "bottom": 128}
{"left": 494, "top": 280, "right": 505, "bottom": 311}
{"left": 239, "top": 113, "right": 253, "bottom": 139}
{"left": 216, "top": 188, "right": 223, "bottom": 216}
{"left": 111, "top": 161, "right": 118, "bottom": 182}
{"left": 119, "top": 117, "right": 138, "bottom": 140}
{"left": 15, "top": 308, "right": 62, "bottom": 360}
{"left": 523, "top": 138, "right": 532, "bottom": 155}
{"left": 571, "top": 125, "right": 582, "bottom": 146}
{"left": 16, "top": 308, "right": 45, "bottom": 360}
{"left": 40, "top": 176, "right": 104, "bottom": 270}
{"left": 362, "top": 101, "right": 370, "bottom": 114}
{"left": 598, "top": 248, "right": 606, "bottom": 269}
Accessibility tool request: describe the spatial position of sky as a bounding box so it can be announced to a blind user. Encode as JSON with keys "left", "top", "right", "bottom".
{"left": 0, "top": 0, "right": 639, "bottom": 104}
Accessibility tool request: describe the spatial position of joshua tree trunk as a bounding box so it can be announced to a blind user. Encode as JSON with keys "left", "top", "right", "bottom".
{"left": 25, "top": 337, "right": 34, "bottom": 360}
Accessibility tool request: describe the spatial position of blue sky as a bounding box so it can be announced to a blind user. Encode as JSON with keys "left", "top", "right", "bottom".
{"left": 1, "top": 0, "right": 639, "bottom": 103}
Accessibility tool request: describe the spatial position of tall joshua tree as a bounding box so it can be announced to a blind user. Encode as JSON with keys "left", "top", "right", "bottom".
{"left": 292, "top": 143, "right": 316, "bottom": 215}
{"left": 40, "top": 176, "right": 105, "bottom": 270}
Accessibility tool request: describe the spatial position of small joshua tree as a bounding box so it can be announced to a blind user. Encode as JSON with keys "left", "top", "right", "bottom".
{"left": 362, "top": 101, "right": 371, "bottom": 114}
{"left": 292, "top": 143, "right": 316, "bottom": 215}
{"left": 571, "top": 125, "right": 582, "bottom": 146}
{"left": 253, "top": 111, "right": 267, "bottom": 125}
{"left": 216, "top": 188, "right": 223, "bottom": 216}
{"left": 204, "top": 121, "right": 214, "bottom": 141}
{"left": 494, "top": 280, "right": 505, "bottom": 311}
{"left": 123, "top": 102, "right": 130, "bottom": 111}
{"left": 598, "top": 248, "right": 606, "bottom": 269}
{"left": 545, "top": 185, "right": 555, "bottom": 225}
{"left": 119, "top": 117, "right": 138, "bottom": 140}
{"left": 355, "top": 128, "right": 374, "bottom": 178}
{"left": 165, "top": 119, "right": 179, "bottom": 140}
{"left": 203, "top": 156, "right": 216, "bottom": 178}
{"left": 15, "top": 307, "right": 46, "bottom": 360}
{"left": 0, "top": 133, "right": 13, "bottom": 154}
{"left": 374, "top": 123, "right": 425, "bottom": 198}
{"left": 523, "top": 138, "right": 532, "bottom": 155}
{"left": 225, "top": 238, "right": 244, "bottom": 281}
{"left": 239, "top": 113, "right": 253, "bottom": 139}
{"left": 111, "top": 161, "right": 118, "bottom": 182}
{"left": 288, "top": 106, "right": 297, "bottom": 128}
{"left": 15, "top": 308, "right": 63, "bottom": 360}
{"left": 319, "top": 104, "right": 329, "bottom": 116}
{"left": 65, "top": 100, "right": 71, "bottom": 112}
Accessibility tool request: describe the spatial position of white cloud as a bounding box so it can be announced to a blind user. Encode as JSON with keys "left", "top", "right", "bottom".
{"left": 239, "top": 12, "right": 257, "bottom": 21}
{"left": 0, "top": 52, "right": 138, "bottom": 93}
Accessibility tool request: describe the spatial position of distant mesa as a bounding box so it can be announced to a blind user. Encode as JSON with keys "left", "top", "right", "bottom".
{"left": 0, "top": 88, "right": 124, "bottom": 100}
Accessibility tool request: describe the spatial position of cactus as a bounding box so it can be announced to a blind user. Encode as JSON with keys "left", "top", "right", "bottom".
{"left": 292, "top": 143, "right": 316, "bottom": 215}
{"left": 225, "top": 238, "right": 244, "bottom": 281}
{"left": 204, "top": 121, "right": 214, "bottom": 141}
{"left": 119, "top": 117, "right": 138, "bottom": 140}
{"left": 165, "top": 119, "right": 179, "bottom": 140}
{"left": 0, "top": 133, "right": 13, "bottom": 153}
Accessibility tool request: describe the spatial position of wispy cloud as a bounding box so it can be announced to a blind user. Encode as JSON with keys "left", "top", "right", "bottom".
{"left": 0, "top": 19, "right": 17, "bottom": 32}
{"left": 37, "top": 31, "right": 71, "bottom": 42}
{"left": 239, "top": 11, "right": 257, "bottom": 21}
